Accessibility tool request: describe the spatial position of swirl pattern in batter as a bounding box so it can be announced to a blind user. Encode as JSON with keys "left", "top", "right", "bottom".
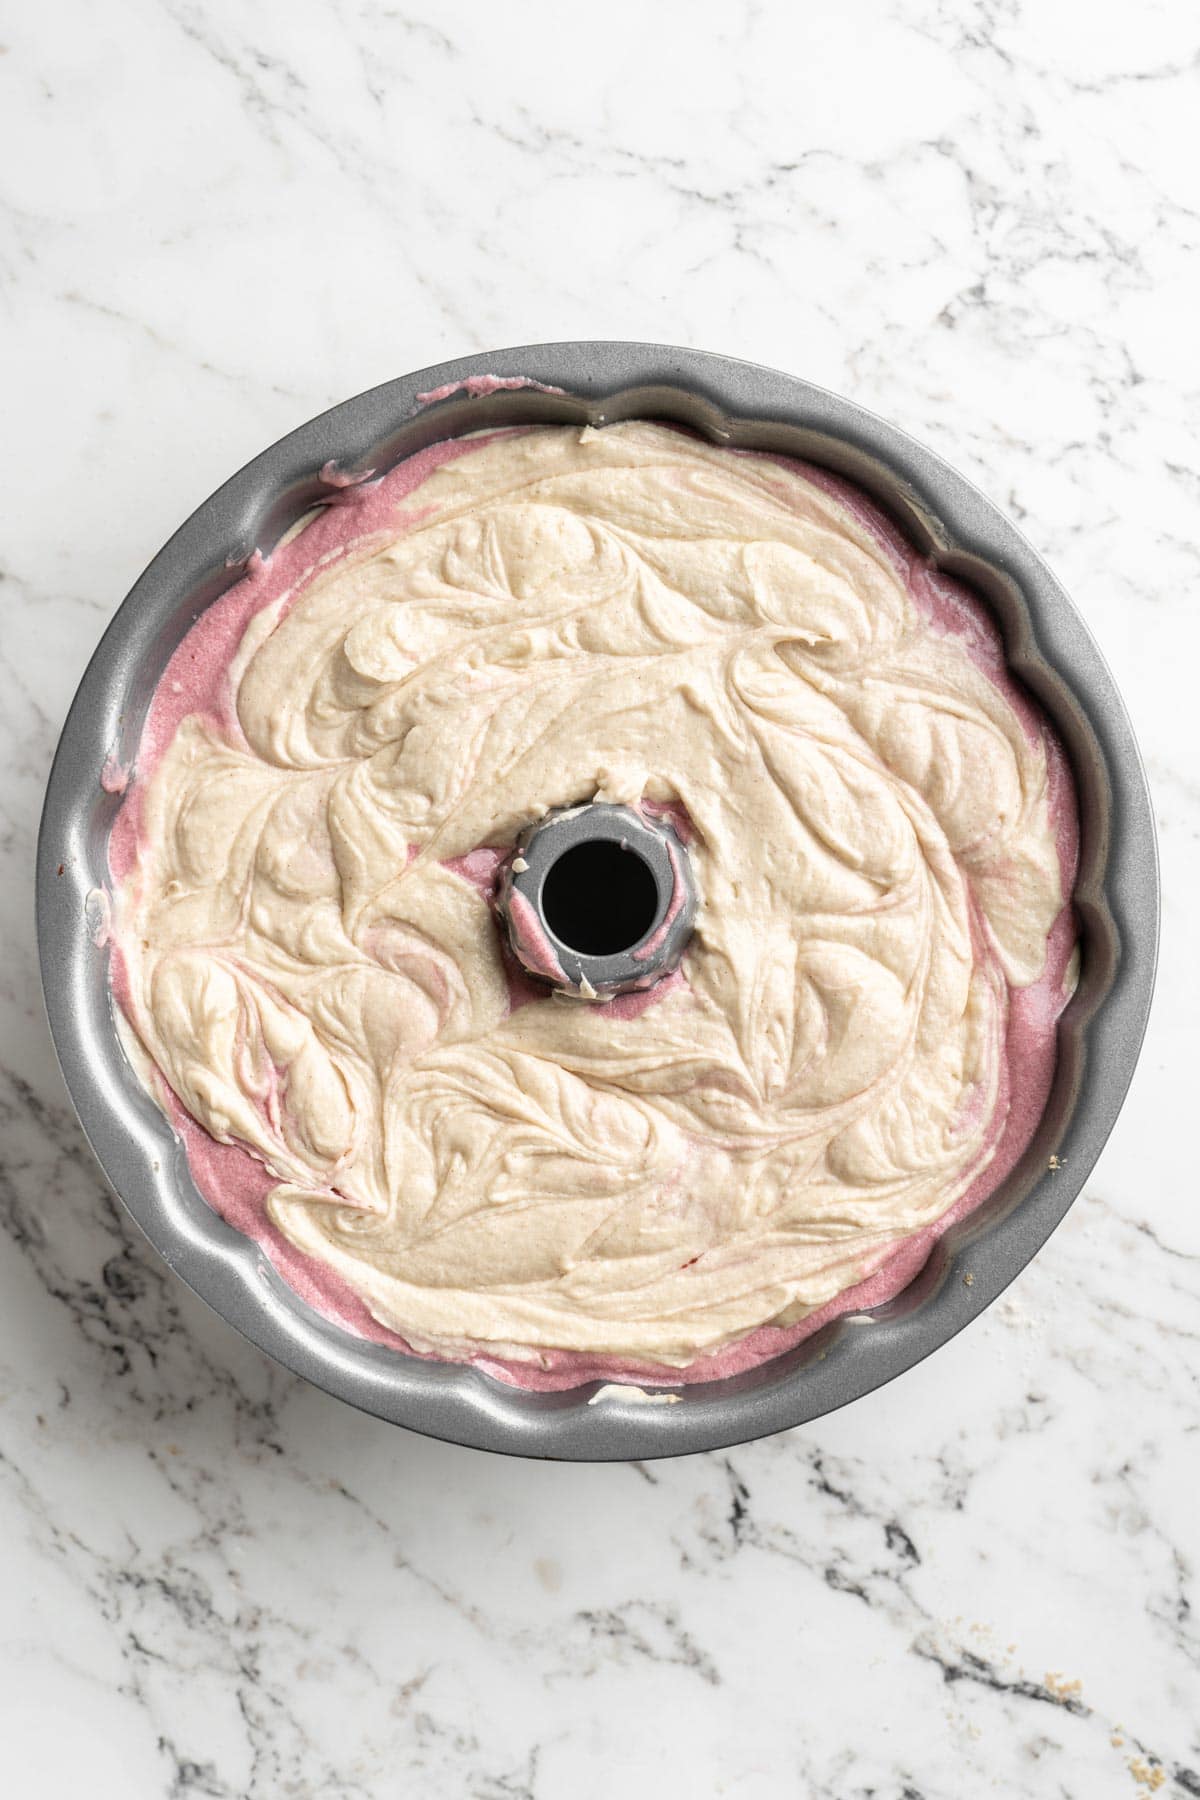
{"left": 110, "top": 421, "right": 1078, "bottom": 1385}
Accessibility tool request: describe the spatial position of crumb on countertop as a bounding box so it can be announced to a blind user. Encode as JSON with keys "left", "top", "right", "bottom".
{"left": 1045, "top": 1671, "right": 1083, "bottom": 1701}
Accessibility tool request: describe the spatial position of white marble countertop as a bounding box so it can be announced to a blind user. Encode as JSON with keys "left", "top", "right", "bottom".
{"left": 2, "top": 2, "right": 1195, "bottom": 1794}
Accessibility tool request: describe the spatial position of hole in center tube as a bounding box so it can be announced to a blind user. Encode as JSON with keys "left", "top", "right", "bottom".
{"left": 541, "top": 840, "right": 659, "bottom": 957}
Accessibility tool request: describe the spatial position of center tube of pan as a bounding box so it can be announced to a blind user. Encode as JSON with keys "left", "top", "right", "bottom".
{"left": 496, "top": 802, "right": 697, "bottom": 999}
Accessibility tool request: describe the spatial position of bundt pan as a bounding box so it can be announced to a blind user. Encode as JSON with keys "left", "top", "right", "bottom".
{"left": 37, "top": 343, "right": 1159, "bottom": 1460}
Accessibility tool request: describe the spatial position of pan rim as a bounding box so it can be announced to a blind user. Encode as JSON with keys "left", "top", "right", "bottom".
{"left": 36, "top": 341, "right": 1160, "bottom": 1460}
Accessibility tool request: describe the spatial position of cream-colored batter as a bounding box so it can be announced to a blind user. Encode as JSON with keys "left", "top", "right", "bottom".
{"left": 114, "top": 422, "right": 1071, "bottom": 1371}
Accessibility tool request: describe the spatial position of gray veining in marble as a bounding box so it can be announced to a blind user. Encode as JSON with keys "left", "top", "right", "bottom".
{"left": 1, "top": 1, "right": 1196, "bottom": 1794}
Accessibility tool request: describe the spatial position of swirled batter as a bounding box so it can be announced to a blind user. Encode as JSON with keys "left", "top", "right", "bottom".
{"left": 109, "top": 421, "right": 1078, "bottom": 1385}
